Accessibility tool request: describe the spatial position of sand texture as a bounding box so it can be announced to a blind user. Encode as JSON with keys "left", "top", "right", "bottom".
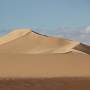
{"left": 0, "top": 29, "right": 90, "bottom": 89}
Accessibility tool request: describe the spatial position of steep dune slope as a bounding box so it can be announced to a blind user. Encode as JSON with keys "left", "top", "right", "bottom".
{"left": 0, "top": 29, "right": 81, "bottom": 54}
{"left": 0, "top": 29, "right": 31, "bottom": 45}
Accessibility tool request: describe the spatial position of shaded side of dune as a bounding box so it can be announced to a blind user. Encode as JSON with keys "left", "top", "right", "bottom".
{"left": 0, "top": 29, "right": 90, "bottom": 55}
{"left": 32, "top": 30, "right": 49, "bottom": 37}
{"left": 74, "top": 43, "right": 90, "bottom": 55}
{"left": 0, "top": 78, "right": 90, "bottom": 90}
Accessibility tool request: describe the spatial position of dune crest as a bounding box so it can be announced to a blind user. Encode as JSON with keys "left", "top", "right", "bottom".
{"left": 0, "top": 29, "right": 31, "bottom": 45}
{"left": 0, "top": 28, "right": 89, "bottom": 54}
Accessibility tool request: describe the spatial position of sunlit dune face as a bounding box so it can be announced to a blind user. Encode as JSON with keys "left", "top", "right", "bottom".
{"left": 0, "top": 29, "right": 90, "bottom": 78}
{"left": 0, "top": 29, "right": 88, "bottom": 54}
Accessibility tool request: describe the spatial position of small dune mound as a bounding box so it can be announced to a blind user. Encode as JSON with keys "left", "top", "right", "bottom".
{"left": 0, "top": 28, "right": 89, "bottom": 54}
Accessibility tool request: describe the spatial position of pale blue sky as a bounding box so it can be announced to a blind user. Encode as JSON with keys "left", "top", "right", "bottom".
{"left": 0, "top": 0, "right": 90, "bottom": 29}
{"left": 0, "top": 0, "right": 90, "bottom": 44}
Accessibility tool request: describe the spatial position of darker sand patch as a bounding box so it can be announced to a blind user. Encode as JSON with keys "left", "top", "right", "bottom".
{"left": 0, "top": 77, "right": 90, "bottom": 90}
{"left": 74, "top": 43, "right": 90, "bottom": 55}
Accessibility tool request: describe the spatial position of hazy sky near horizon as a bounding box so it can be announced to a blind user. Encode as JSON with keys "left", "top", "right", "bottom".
{"left": 0, "top": 0, "right": 90, "bottom": 44}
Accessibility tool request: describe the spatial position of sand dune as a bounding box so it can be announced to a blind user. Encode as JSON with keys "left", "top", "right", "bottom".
{"left": 0, "top": 28, "right": 85, "bottom": 54}
{"left": 0, "top": 28, "right": 90, "bottom": 78}
{"left": 0, "top": 29, "right": 31, "bottom": 45}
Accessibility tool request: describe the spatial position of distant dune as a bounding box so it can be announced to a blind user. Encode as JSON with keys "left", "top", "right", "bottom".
{"left": 0, "top": 28, "right": 90, "bottom": 78}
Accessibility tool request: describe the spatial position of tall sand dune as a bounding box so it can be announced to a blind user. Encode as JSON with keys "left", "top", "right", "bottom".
{"left": 0, "top": 28, "right": 86, "bottom": 54}
{"left": 0, "top": 28, "right": 90, "bottom": 78}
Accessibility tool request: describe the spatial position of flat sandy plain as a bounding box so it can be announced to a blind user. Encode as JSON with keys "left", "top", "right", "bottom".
{"left": 0, "top": 29, "right": 90, "bottom": 90}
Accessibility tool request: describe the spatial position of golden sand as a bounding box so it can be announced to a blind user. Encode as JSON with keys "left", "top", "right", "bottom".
{"left": 0, "top": 28, "right": 90, "bottom": 78}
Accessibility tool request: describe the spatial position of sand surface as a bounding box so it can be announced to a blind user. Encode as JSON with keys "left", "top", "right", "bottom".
{"left": 0, "top": 78, "right": 90, "bottom": 90}
{"left": 0, "top": 29, "right": 90, "bottom": 78}
{"left": 0, "top": 29, "right": 80, "bottom": 54}
{"left": 0, "top": 29, "right": 90, "bottom": 89}
{"left": 0, "top": 52, "right": 90, "bottom": 78}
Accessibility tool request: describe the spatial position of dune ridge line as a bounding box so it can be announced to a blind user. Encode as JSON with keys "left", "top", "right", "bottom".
{"left": 0, "top": 28, "right": 89, "bottom": 54}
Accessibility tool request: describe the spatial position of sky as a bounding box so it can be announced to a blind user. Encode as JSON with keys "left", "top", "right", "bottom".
{"left": 0, "top": 0, "right": 90, "bottom": 44}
